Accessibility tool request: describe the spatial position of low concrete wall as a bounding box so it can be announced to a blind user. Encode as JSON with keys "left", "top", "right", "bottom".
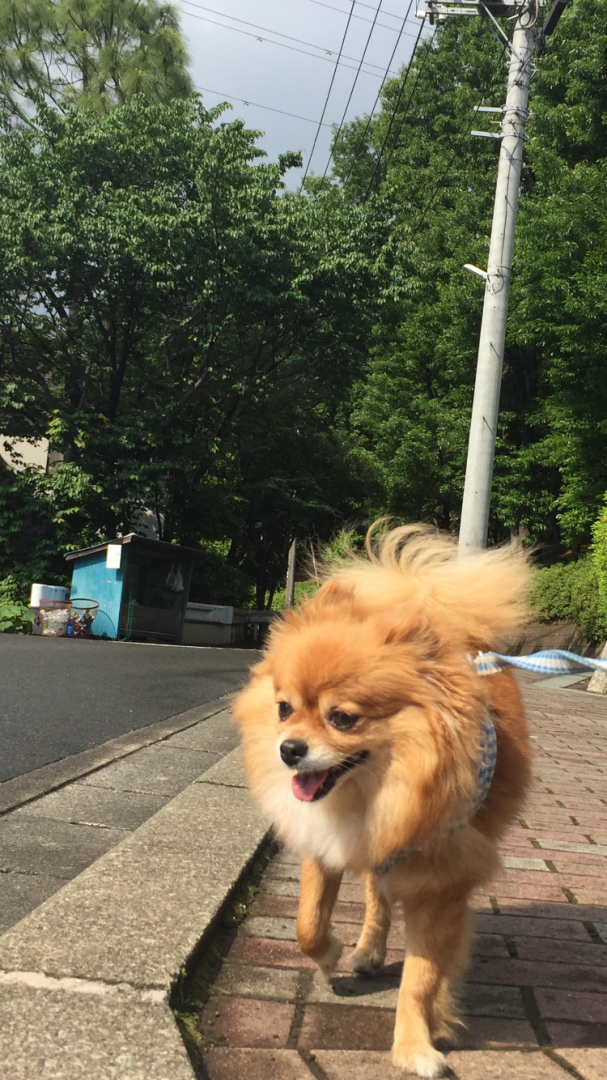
{"left": 182, "top": 604, "right": 248, "bottom": 646}
{"left": 181, "top": 622, "right": 241, "bottom": 646}
{"left": 182, "top": 605, "right": 278, "bottom": 647}
{"left": 499, "top": 620, "right": 598, "bottom": 657}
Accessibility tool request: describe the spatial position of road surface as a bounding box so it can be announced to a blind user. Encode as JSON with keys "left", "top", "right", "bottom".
{"left": 0, "top": 635, "right": 260, "bottom": 782}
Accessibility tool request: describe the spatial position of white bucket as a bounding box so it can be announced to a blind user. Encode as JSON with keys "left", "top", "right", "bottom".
{"left": 30, "top": 583, "right": 70, "bottom": 607}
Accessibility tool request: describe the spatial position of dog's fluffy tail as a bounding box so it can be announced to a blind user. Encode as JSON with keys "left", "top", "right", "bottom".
{"left": 322, "top": 522, "right": 532, "bottom": 647}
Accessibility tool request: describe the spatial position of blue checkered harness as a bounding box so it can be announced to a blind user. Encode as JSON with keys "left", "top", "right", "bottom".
{"left": 374, "top": 647, "right": 604, "bottom": 877}
{"left": 373, "top": 711, "right": 497, "bottom": 877}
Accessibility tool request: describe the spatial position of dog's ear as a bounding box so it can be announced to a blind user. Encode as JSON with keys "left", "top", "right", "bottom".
{"left": 309, "top": 581, "right": 356, "bottom": 609}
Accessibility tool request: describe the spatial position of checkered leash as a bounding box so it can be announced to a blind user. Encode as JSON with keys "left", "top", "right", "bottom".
{"left": 474, "top": 648, "right": 607, "bottom": 677}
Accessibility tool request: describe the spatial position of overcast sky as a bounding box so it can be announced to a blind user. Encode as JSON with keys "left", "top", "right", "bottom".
{"left": 175, "top": 0, "right": 423, "bottom": 189}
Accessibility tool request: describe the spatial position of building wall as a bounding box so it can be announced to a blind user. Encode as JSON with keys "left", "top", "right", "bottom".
{"left": 0, "top": 437, "right": 49, "bottom": 472}
{"left": 70, "top": 551, "right": 126, "bottom": 640}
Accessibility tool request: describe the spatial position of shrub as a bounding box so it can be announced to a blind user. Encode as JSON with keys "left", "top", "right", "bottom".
{"left": 591, "top": 494, "right": 607, "bottom": 631}
{"left": 529, "top": 555, "right": 607, "bottom": 642}
{"left": 0, "top": 602, "right": 33, "bottom": 634}
{"left": 270, "top": 580, "right": 318, "bottom": 611}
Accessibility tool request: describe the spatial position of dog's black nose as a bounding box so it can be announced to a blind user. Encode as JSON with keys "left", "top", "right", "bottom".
{"left": 280, "top": 739, "right": 308, "bottom": 767}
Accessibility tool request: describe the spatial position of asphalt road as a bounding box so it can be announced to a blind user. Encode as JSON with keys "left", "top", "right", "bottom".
{"left": 0, "top": 636, "right": 261, "bottom": 783}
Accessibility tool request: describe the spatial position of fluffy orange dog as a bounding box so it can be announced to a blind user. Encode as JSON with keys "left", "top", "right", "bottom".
{"left": 234, "top": 524, "right": 532, "bottom": 1077}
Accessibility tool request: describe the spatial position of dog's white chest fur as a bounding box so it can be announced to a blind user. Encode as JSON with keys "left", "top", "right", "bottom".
{"left": 260, "top": 780, "right": 366, "bottom": 871}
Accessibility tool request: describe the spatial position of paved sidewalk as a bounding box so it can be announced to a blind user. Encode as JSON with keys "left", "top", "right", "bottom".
{"left": 0, "top": 746, "right": 268, "bottom": 1080}
{"left": 197, "top": 673, "right": 607, "bottom": 1079}
{"left": 0, "top": 703, "right": 239, "bottom": 934}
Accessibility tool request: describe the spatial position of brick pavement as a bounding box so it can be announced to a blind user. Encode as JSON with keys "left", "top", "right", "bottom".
{"left": 196, "top": 674, "right": 607, "bottom": 1079}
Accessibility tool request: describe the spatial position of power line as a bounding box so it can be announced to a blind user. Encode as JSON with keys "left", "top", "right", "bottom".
{"left": 361, "top": 18, "right": 433, "bottom": 202}
{"left": 320, "top": 0, "right": 386, "bottom": 182}
{"left": 300, "top": 2, "right": 356, "bottom": 189}
{"left": 179, "top": 0, "right": 401, "bottom": 80}
{"left": 305, "top": 0, "right": 421, "bottom": 39}
{"left": 339, "top": 0, "right": 415, "bottom": 189}
{"left": 411, "top": 40, "right": 509, "bottom": 234}
{"left": 373, "top": 24, "right": 437, "bottom": 178}
{"left": 193, "top": 84, "right": 332, "bottom": 127}
{"left": 313, "top": 0, "right": 412, "bottom": 20}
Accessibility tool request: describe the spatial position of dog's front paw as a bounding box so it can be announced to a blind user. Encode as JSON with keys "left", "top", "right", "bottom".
{"left": 348, "top": 944, "right": 386, "bottom": 975}
{"left": 392, "top": 1045, "right": 447, "bottom": 1078}
{"left": 315, "top": 933, "right": 343, "bottom": 981}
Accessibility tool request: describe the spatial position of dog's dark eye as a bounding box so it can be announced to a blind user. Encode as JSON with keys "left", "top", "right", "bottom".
{"left": 328, "top": 709, "right": 359, "bottom": 731}
{"left": 278, "top": 701, "right": 293, "bottom": 721}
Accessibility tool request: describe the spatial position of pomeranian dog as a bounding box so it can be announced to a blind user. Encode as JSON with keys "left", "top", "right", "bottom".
{"left": 234, "top": 524, "right": 532, "bottom": 1078}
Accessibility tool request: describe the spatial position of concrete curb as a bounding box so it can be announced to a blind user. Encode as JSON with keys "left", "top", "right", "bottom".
{"left": 0, "top": 745, "right": 269, "bottom": 1079}
{"left": 0, "top": 695, "right": 233, "bottom": 816}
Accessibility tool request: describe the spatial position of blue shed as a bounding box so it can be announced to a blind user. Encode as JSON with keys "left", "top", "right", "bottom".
{"left": 65, "top": 534, "right": 207, "bottom": 643}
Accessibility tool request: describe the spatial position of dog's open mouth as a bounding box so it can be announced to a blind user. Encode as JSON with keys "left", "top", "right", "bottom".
{"left": 292, "top": 751, "right": 369, "bottom": 803}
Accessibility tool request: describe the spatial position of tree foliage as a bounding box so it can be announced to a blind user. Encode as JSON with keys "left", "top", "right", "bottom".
{"left": 529, "top": 555, "right": 604, "bottom": 642}
{"left": 510, "top": 0, "right": 607, "bottom": 542}
{"left": 0, "top": 96, "right": 391, "bottom": 603}
{"left": 331, "top": 0, "right": 607, "bottom": 546}
{"left": 0, "top": 0, "right": 191, "bottom": 122}
{"left": 2, "top": 0, "right": 607, "bottom": 616}
{"left": 331, "top": 23, "right": 522, "bottom": 534}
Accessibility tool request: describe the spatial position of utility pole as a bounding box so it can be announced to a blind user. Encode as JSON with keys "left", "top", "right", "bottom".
{"left": 284, "top": 538, "right": 297, "bottom": 607}
{"left": 417, "top": 0, "right": 553, "bottom": 551}
{"left": 458, "top": 6, "right": 536, "bottom": 551}
{"left": 417, "top": 0, "right": 568, "bottom": 549}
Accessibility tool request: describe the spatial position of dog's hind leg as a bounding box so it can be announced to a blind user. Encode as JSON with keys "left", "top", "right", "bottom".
{"left": 392, "top": 890, "right": 470, "bottom": 1079}
{"left": 297, "top": 857, "right": 343, "bottom": 980}
{"left": 349, "top": 872, "right": 391, "bottom": 975}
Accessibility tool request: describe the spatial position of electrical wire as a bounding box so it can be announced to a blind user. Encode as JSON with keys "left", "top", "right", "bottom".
{"left": 361, "top": 18, "right": 434, "bottom": 202}
{"left": 193, "top": 83, "right": 332, "bottom": 126}
{"left": 320, "top": 0, "right": 386, "bottom": 182}
{"left": 412, "top": 1, "right": 551, "bottom": 233}
{"left": 311, "top": 0, "right": 411, "bottom": 20}
{"left": 305, "top": 0, "right": 421, "bottom": 39}
{"left": 519, "top": 0, "right": 541, "bottom": 28}
{"left": 179, "top": 0, "right": 400, "bottom": 80}
{"left": 339, "top": 0, "right": 415, "bottom": 189}
{"left": 410, "top": 38, "right": 509, "bottom": 234}
{"left": 377, "top": 25, "right": 437, "bottom": 173}
{"left": 300, "top": 1, "right": 356, "bottom": 189}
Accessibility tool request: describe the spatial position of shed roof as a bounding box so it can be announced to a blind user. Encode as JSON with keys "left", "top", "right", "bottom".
{"left": 64, "top": 533, "right": 208, "bottom": 563}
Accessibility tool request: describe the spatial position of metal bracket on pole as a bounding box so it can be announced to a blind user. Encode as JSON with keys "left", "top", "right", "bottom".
{"left": 422, "top": 0, "right": 544, "bottom": 19}
{"left": 478, "top": 0, "right": 518, "bottom": 54}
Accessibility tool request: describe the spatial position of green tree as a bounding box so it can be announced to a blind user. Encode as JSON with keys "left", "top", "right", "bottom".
{"left": 0, "top": 0, "right": 191, "bottom": 122}
{"left": 0, "top": 96, "right": 389, "bottom": 600}
{"left": 206, "top": 384, "right": 372, "bottom": 610}
{"left": 507, "top": 0, "right": 607, "bottom": 544}
{"left": 331, "top": 0, "right": 606, "bottom": 544}
{"left": 331, "top": 23, "right": 512, "bottom": 531}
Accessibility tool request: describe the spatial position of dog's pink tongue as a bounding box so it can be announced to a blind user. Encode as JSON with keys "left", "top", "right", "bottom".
{"left": 292, "top": 770, "right": 329, "bottom": 802}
